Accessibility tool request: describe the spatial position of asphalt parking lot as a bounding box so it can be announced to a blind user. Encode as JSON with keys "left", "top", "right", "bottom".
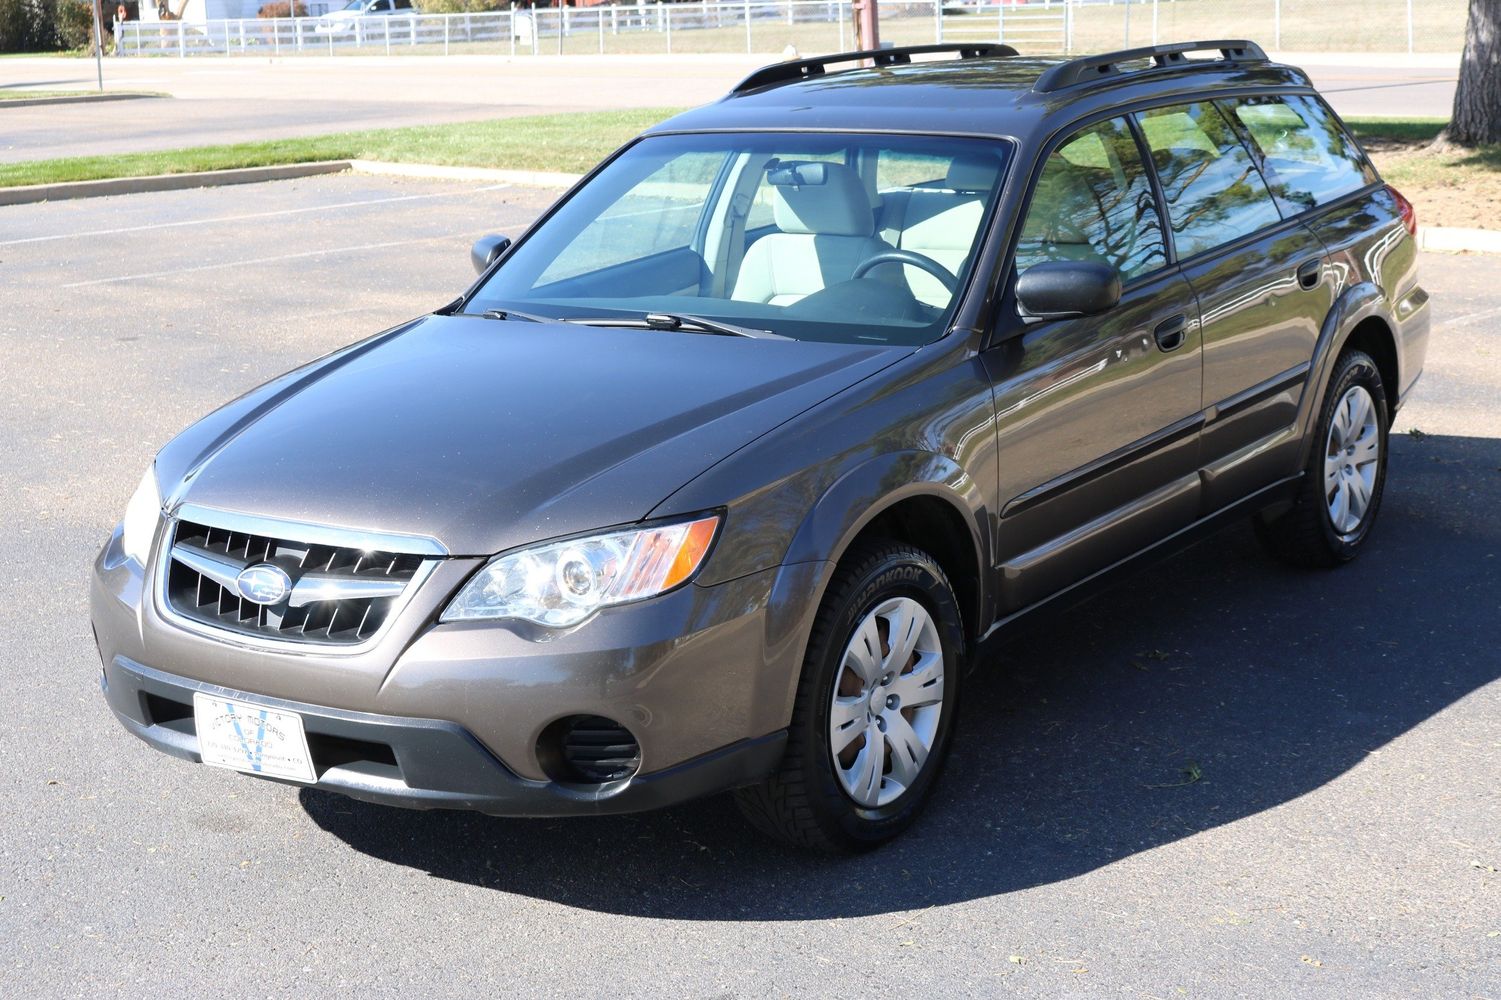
{"left": 0, "top": 55, "right": 760, "bottom": 163}
{"left": 2, "top": 175, "right": 1497, "bottom": 998}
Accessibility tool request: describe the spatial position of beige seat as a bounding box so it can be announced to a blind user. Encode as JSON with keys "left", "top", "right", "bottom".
{"left": 731, "top": 162, "right": 888, "bottom": 307}
{"left": 877, "top": 153, "right": 1002, "bottom": 307}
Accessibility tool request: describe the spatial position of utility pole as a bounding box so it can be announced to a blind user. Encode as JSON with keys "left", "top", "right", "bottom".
{"left": 853, "top": 0, "right": 878, "bottom": 49}
{"left": 91, "top": 0, "right": 105, "bottom": 90}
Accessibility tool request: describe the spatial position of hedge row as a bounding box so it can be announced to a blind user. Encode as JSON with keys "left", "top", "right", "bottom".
{"left": 0, "top": 0, "right": 99, "bottom": 52}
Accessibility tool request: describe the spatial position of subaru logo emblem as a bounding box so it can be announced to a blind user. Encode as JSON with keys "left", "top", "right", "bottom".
{"left": 235, "top": 563, "right": 292, "bottom": 605}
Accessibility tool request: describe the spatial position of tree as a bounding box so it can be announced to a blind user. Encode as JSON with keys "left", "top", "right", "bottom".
{"left": 1443, "top": 0, "right": 1500, "bottom": 147}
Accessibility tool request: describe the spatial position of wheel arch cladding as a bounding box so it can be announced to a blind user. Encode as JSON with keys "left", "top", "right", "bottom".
{"left": 1299, "top": 284, "right": 1398, "bottom": 466}
{"left": 783, "top": 451, "right": 987, "bottom": 646}
{"left": 1342, "top": 316, "right": 1400, "bottom": 415}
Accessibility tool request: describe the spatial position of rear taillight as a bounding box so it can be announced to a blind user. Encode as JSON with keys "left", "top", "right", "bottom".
{"left": 1388, "top": 184, "right": 1418, "bottom": 239}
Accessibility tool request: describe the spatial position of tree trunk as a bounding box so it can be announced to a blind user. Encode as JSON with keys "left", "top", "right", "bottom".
{"left": 1444, "top": 0, "right": 1501, "bottom": 147}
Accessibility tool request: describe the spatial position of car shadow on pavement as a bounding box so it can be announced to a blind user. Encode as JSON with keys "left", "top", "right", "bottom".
{"left": 302, "top": 433, "right": 1501, "bottom": 919}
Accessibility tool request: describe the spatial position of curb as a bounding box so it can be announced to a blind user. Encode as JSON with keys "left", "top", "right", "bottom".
{"left": 0, "top": 92, "right": 163, "bottom": 110}
{"left": 348, "top": 160, "right": 582, "bottom": 188}
{"left": 1418, "top": 225, "right": 1501, "bottom": 255}
{"left": 0, "top": 161, "right": 351, "bottom": 207}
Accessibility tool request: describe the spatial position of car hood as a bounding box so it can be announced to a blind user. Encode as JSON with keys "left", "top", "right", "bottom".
{"left": 162, "top": 313, "right": 905, "bottom": 556}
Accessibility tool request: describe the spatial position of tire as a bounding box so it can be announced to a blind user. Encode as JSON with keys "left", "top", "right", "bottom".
{"left": 734, "top": 540, "right": 964, "bottom": 852}
{"left": 1256, "top": 349, "right": 1390, "bottom": 568}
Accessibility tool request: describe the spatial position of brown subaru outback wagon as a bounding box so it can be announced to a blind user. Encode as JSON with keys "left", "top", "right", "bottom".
{"left": 93, "top": 40, "right": 1428, "bottom": 850}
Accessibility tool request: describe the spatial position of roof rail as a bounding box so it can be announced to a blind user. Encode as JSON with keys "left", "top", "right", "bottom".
{"left": 730, "top": 43, "right": 1018, "bottom": 96}
{"left": 1033, "top": 39, "right": 1268, "bottom": 94}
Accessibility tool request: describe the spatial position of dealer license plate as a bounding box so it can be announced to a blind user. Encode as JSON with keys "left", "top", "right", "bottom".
{"left": 192, "top": 693, "right": 316, "bottom": 784}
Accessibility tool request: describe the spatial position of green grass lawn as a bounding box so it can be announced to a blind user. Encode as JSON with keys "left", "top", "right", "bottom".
{"left": 3, "top": 108, "right": 1495, "bottom": 230}
{"left": 0, "top": 88, "right": 166, "bottom": 101}
{"left": 0, "top": 89, "right": 85, "bottom": 100}
{"left": 0, "top": 108, "right": 684, "bottom": 188}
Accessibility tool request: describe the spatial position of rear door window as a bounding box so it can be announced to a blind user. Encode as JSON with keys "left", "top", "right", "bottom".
{"left": 1225, "top": 95, "right": 1377, "bottom": 215}
{"left": 1135, "top": 102, "right": 1283, "bottom": 259}
{"left": 1014, "top": 116, "right": 1168, "bottom": 281}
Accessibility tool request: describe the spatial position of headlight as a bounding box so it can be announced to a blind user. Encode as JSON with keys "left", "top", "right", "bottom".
{"left": 442, "top": 514, "right": 720, "bottom": 628}
{"left": 119, "top": 466, "right": 162, "bottom": 566}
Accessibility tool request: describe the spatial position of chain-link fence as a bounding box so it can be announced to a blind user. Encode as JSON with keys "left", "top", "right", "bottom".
{"left": 117, "top": 0, "right": 1470, "bottom": 58}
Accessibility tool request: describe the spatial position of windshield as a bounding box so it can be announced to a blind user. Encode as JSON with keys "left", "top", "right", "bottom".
{"left": 339, "top": 1, "right": 366, "bottom": 10}
{"left": 466, "top": 132, "right": 1012, "bottom": 346}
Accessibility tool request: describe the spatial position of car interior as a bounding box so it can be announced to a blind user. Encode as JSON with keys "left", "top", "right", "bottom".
{"left": 473, "top": 137, "right": 1011, "bottom": 344}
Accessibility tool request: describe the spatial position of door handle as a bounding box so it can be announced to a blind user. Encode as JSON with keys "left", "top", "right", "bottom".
{"left": 1153, "top": 314, "right": 1189, "bottom": 352}
{"left": 1296, "top": 258, "right": 1322, "bottom": 290}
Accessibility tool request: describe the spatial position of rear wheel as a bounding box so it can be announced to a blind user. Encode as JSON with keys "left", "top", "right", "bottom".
{"left": 1256, "top": 349, "right": 1389, "bottom": 567}
{"left": 735, "top": 541, "right": 963, "bottom": 852}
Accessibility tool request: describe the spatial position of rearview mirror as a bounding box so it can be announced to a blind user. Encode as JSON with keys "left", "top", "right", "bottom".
{"left": 471, "top": 234, "right": 512, "bottom": 275}
{"left": 1015, "top": 261, "right": 1121, "bottom": 321}
{"left": 766, "top": 161, "right": 829, "bottom": 187}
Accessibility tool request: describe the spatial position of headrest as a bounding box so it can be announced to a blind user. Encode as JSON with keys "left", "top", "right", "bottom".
{"left": 770, "top": 161, "right": 874, "bottom": 237}
{"left": 946, "top": 153, "right": 1002, "bottom": 193}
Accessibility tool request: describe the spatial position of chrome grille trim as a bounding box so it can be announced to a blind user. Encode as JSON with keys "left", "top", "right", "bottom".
{"left": 154, "top": 504, "right": 444, "bottom": 654}
{"left": 171, "top": 503, "right": 448, "bottom": 557}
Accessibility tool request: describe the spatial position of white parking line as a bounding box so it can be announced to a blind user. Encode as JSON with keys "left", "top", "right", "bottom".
{"left": 1446, "top": 304, "right": 1501, "bottom": 328}
{"left": 0, "top": 184, "right": 511, "bottom": 248}
{"left": 61, "top": 235, "right": 453, "bottom": 288}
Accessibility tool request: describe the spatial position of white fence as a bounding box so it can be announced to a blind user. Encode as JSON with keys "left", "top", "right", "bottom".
{"left": 119, "top": 1, "right": 994, "bottom": 57}
{"left": 116, "top": 0, "right": 1469, "bottom": 58}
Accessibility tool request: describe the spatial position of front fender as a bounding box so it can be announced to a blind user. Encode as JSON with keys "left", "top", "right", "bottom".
{"left": 754, "top": 451, "right": 989, "bottom": 729}
{"left": 782, "top": 450, "right": 987, "bottom": 572}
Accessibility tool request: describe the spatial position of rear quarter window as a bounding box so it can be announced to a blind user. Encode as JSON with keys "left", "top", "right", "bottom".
{"left": 1226, "top": 95, "right": 1377, "bottom": 214}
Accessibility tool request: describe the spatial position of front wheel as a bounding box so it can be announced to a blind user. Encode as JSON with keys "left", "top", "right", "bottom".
{"left": 735, "top": 541, "right": 963, "bottom": 851}
{"left": 1256, "top": 348, "right": 1390, "bottom": 567}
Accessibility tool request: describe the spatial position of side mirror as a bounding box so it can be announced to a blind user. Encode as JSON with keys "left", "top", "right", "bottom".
{"left": 1015, "top": 261, "right": 1122, "bottom": 321}
{"left": 471, "top": 234, "right": 512, "bottom": 275}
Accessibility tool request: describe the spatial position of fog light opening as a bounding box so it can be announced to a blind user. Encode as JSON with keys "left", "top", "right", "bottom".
{"left": 538, "top": 715, "right": 642, "bottom": 785}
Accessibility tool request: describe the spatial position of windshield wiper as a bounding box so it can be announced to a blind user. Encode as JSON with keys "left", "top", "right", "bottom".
{"left": 470, "top": 308, "right": 787, "bottom": 341}
{"left": 471, "top": 307, "right": 558, "bottom": 324}
{"left": 573, "top": 312, "right": 788, "bottom": 341}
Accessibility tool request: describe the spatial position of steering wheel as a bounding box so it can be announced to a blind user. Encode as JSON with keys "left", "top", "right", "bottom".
{"left": 851, "top": 249, "right": 959, "bottom": 294}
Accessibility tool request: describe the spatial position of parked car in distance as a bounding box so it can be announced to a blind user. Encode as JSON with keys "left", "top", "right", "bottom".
{"left": 313, "top": 0, "right": 414, "bottom": 35}
{"left": 92, "top": 40, "right": 1428, "bottom": 852}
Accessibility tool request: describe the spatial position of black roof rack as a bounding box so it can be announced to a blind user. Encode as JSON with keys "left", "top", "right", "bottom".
{"left": 729, "top": 43, "right": 1018, "bottom": 96}
{"left": 1033, "top": 39, "right": 1268, "bottom": 93}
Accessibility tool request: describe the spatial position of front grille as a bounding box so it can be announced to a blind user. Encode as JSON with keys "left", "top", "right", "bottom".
{"left": 163, "top": 517, "right": 429, "bottom": 647}
{"left": 560, "top": 716, "right": 642, "bottom": 783}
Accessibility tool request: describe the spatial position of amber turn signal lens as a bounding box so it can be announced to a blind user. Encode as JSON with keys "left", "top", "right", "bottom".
{"left": 663, "top": 516, "right": 720, "bottom": 590}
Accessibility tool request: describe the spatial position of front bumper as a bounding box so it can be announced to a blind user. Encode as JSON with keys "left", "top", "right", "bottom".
{"left": 101, "top": 655, "right": 785, "bottom": 817}
{"left": 92, "top": 522, "right": 826, "bottom": 815}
